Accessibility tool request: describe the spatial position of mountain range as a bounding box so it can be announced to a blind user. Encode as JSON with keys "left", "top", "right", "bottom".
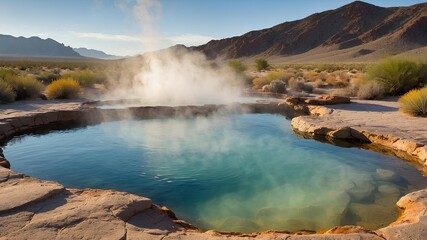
{"left": 1, "top": 1, "right": 426, "bottom": 62}
{"left": 0, "top": 34, "right": 82, "bottom": 58}
{"left": 73, "top": 48, "right": 122, "bottom": 60}
{"left": 0, "top": 35, "right": 121, "bottom": 60}
{"left": 191, "top": 1, "right": 427, "bottom": 62}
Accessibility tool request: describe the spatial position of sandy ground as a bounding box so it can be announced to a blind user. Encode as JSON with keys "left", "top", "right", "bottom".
{"left": 321, "top": 98, "right": 427, "bottom": 145}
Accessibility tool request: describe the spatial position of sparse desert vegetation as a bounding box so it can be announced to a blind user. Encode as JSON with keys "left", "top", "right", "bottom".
{"left": 0, "top": 58, "right": 119, "bottom": 102}
{"left": 45, "top": 78, "right": 81, "bottom": 99}
{"left": 399, "top": 88, "right": 427, "bottom": 117}
{"left": 247, "top": 57, "right": 426, "bottom": 106}
{"left": 366, "top": 57, "right": 427, "bottom": 95}
{"left": 255, "top": 58, "right": 270, "bottom": 71}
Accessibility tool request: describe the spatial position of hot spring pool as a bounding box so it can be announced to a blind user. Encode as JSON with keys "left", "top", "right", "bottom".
{"left": 3, "top": 114, "right": 426, "bottom": 233}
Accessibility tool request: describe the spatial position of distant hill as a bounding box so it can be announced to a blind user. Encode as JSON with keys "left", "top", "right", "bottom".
{"left": 191, "top": 1, "right": 427, "bottom": 63}
{"left": 73, "top": 47, "right": 122, "bottom": 60}
{"left": 0, "top": 34, "right": 82, "bottom": 58}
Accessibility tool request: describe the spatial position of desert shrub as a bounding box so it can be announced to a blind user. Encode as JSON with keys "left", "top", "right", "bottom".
{"left": 265, "top": 71, "right": 294, "bottom": 84}
{"left": 255, "top": 58, "right": 270, "bottom": 71}
{"left": 0, "top": 68, "right": 16, "bottom": 80}
{"left": 3, "top": 75, "right": 43, "bottom": 100}
{"left": 62, "top": 70, "right": 105, "bottom": 87}
{"left": 366, "top": 57, "right": 427, "bottom": 95}
{"left": 267, "top": 80, "right": 287, "bottom": 93}
{"left": 303, "top": 71, "right": 319, "bottom": 82}
{"left": 37, "top": 71, "right": 60, "bottom": 84}
{"left": 314, "top": 79, "right": 326, "bottom": 88}
{"left": 325, "top": 75, "right": 338, "bottom": 86}
{"left": 337, "top": 70, "right": 350, "bottom": 82}
{"left": 399, "top": 88, "right": 427, "bottom": 116}
{"left": 289, "top": 77, "right": 313, "bottom": 93}
{"left": 252, "top": 71, "right": 293, "bottom": 89}
{"left": 252, "top": 78, "right": 270, "bottom": 90}
{"left": 45, "top": 78, "right": 81, "bottom": 99}
{"left": 357, "top": 81, "right": 386, "bottom": 100}
{"left": 228, "top": 60, "right": 247, "bottom": 73}
{"left": 0, "top": 81, "right": 16, "bottom": 103}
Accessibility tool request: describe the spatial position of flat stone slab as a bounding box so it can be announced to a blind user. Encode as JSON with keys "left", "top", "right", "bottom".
{"left": 0, "top": 177, "right": 65, "bottom": 212}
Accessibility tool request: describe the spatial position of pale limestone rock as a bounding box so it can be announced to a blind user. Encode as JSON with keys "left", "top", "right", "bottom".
{"left": 414, "top": 146, "right": 427, "bottom": 162}
{"left": 57, "top": 219, "right": 126, "bottom": 240}
{"left": 0, "top": 177, "right": 64, "bottom": 212}
{"left": 375, "top": 168, "right": 395, "bottom": 181}
{"left": 392, "top": 139, "right": 422, "bottom": 154}
{"left": 347, "top": 180, "right": 375, "bottom": 202}
{"left": 376, "top": 189, "right": 427, "bottom": 240}
{"left": 378, "top": 184, "right": 400, "bottom": 195}
{"left": 288, "top": 234, "right": 383, "bottom": 239}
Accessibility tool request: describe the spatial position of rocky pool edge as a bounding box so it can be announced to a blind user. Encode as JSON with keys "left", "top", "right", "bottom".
{"left": 0, "top": 101, "right": 425, "bottom": 240}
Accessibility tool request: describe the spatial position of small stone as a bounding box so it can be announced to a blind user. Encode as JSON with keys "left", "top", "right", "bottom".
{"left": 328, "top": 127, "right": 352, "bottom": 139}
{"left": 378, "top": 184, "right": 400, "bottom": 195}
{"left": 0, "top": 157, "right": 10, "bottom": 169}
{"left": 285, "top": 97, "right": 302, "bottom": 105}
{"left": 376, "top": 169, "right": 395, "bottom": 181}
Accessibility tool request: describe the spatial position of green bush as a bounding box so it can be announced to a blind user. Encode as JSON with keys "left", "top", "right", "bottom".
{"left": 267, "top": 80, "right": 287, "bottom": 93}
{"left": 45, "top": 78, "right": 81, "bottom": 99}
{"left": 62, "top": 70, "right": 105, "bottom": 87}
{"left": 37, "top": 71, "right": 60, "bottom": 84}
{"left": 255, "top": 58, "right": 270, "bottom": 71}
{"left": 3, "top": 75, "right": 43, "bottom": 100}
{"left": 228, "top": 60, "right": 247, "bottom": 73}
{"left": 0, "top": 81, "right": 16, "bottom": 103}
{"left": 0, "top": 68, "right": 16, "bottom": 80}
{"left": 399, "top": 88, "right": 427, "bottom": 116}
{"left": 289, "top": 77, "right": 313, "bottom": 93}
{"left": 366, "top": 57, "right": 427, "bottom": 95}
{"left": 357, "top": 81, "right": 386, "bottom": 100}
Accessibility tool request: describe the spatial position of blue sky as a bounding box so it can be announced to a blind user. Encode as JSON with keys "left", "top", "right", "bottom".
{"left": 0, "top": 0, "right": 424, "bottom": 56}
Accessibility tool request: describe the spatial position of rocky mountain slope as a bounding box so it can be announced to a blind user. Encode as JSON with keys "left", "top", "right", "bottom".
{"left": 191, "top": 1, "right": 427, "bottom": 62}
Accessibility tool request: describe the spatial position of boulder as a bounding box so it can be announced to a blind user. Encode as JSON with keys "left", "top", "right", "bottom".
{"left": 304, "top": 95, "right": 351, "bottom": 105}
{"left": 285, "top": 97, "right": 302, "bottom": 105}
{"left": 0, "top": 157, "right": 10, "bottom": 169}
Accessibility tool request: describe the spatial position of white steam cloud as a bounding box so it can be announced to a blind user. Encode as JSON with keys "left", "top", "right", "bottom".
{"left": 106, "top": 0, "right": 244, "bottom": 105}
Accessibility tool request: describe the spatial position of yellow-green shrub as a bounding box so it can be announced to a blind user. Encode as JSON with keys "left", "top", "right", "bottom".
{"left": 255, "top": 58, "right": 270, "bottom": 71}
{"left": 252, "top": 71, "right": 294, "bottom": 90}
{"left": 3, "top": 75, "right": 43, "bottom": 100}
{"left": 37, "top": 71, "right": 60, "bottom": 84}
{"left": 45, "top": 78, "right": 81, "bottom": 99}
{"left": 62, "top": 70, "right": 105, "bottom": 87}
{"left": 228, "top": 60, "right": 247, "bottom": 73}
{"left": 0, "top": 68, "right": 16, "bottom": 80}
{"left": 0, "top": 81, "right": 16, "bottom": 103}
{"left": 252, "top": 77, "right": 271, "bottom": 90}
{"left": 399, "top": 88, "right": 427, "bottom": 116}
{"left": 366, "top": 57, "right": 427, "bottom": 95}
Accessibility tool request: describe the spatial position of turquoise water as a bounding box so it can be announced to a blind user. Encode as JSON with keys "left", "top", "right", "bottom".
{"left": 3, "top": 114, "right": 426, "bottom": 233}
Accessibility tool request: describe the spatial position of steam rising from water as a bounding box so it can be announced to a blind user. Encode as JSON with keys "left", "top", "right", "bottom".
{"left": 107, "top": 0, "right": 243, "bottom": 105}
